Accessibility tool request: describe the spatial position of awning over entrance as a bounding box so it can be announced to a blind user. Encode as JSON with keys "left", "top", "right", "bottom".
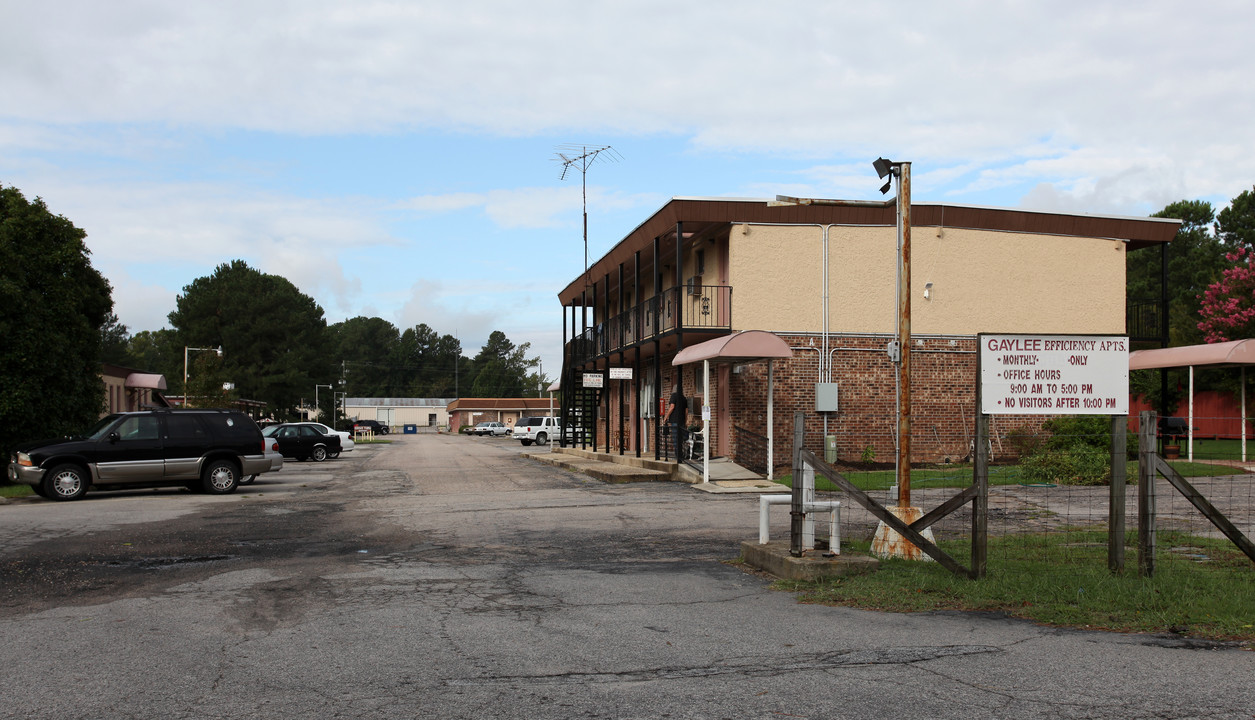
{"left": 671, "top": 330, "right": 793, "bottom": 367}
{"left": 1129, "top": 339, "right": 1255, "bottom": 370}
{"left": 125, "top": 373, "right": 168, "bottom": 390}
{"left": 671, "top": 331, "right": 792, "bottom": 483}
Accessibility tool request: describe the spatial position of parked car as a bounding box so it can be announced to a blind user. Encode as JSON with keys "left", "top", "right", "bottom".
{"left": 514, "top": 416, "right": 560, "bottom": 446}
{"left": 304, "top": 422, "right": 355, "bottom": 456}
{"left": 262, "top": 423, "right": 342, "bottom": 462}
{"left": 6, "top": 409, "right": 275, "bottom": 501}
{"left": 473, "top": 421, "right": 510, "bottom": 436}
{"left": 352, "top": 419, "right": 390, "bottom": 435}
{"left": 242, "top": 436, "right": 285, "bottom": 485}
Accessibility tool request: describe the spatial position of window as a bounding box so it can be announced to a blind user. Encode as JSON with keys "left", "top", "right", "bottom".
{"left": 167, "top": 414, "right": 208, "bottom": 441}
{"left": 641, "top": 375, "right": 655, "bottom": 418}
{"left": 116, "top": 415, "right": 159, "bottom": 441}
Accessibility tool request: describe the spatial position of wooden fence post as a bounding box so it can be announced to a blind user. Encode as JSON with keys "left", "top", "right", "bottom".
{"left": 1108, "top": 414, "right": 1127, "bottom": 573}
{"left": 971, "top": 411, "right": 988, "bottom": 579}
{"left": 1138, "top": 411, "right": 1157, "bottom": 577}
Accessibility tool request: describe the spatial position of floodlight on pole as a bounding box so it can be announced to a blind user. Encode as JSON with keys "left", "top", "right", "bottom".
{"left": 867, "top": 156, "right": 934, "bottom": 561}
{"left": 873, "top": 157, "right": 896, "bottom": 194}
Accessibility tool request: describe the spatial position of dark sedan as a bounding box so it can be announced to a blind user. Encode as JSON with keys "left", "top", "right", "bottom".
{"left": 262, "top": 423, "right": 342, "bottom": 462}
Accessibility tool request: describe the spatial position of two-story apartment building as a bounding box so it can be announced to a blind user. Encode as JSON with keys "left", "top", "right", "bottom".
{"left": 557, "top": 196, "right": 1179, "bottom": 473}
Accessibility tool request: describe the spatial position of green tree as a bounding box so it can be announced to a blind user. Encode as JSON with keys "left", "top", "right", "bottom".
{"left": 469, "top": 330, "right": 537, "bottom": 397}
{"left": 1217, "top": 187, "right": 1255, "bottom": 251}
{"left": 328, "top": 316, "right": 400, "bottom": 397}
{"left": 184, "top": 350, "right": 238, "bottom": 407}
{"left": 1128, "top": 200, "right": 1224, "bottom": 348}
{"left": 394, "top": 323, "right": 465, "bottom": 397}
{"left": 99, "top": 312, "right": 133, "bottom": 366}
{"left": 168, "top": 260, "right": 328, "bottom": 418}
{"left": 127, "top": 329, "right": 183, "bottom": 382}
{"left": 1128, "top": 200, "right": 1226, "bottom": 413}
{"left": 0, "top": 185, "right": 113, "bottom": 460}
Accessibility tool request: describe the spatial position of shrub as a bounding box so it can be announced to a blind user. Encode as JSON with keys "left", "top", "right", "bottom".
{"left": 1004, "top": 425, "right": 1045, "bottom": 458}
{"left": 1019, "top": 417, "right": 1117, "bottom": 486}
{"left": 1019, "top": 445, "right": 1111, "bottom": 486}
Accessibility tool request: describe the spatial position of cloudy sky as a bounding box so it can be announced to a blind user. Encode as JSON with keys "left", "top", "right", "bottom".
{"left": 4, "top": 1, "right": 1253, "bottom": 375}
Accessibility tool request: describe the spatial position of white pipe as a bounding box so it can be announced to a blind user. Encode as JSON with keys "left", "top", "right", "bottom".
{"left": 703, "top": 358, "right": 710, "bottom": 484}
{"left": 758, "top": 493, "right": 841, "bottom": 553}
{"left": 1244, "top": 367, "right": 1248, "bottom": 463}
{"left": 767, "top": 360, "right": 774, "bottom": 480}
{"left": 1188, "top": 365, "right": 1194, "bottom": 462}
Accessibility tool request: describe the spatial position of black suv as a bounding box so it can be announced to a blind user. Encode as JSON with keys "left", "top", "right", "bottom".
{"left": 7, "top": 409, "right": 275, "bottom": 501}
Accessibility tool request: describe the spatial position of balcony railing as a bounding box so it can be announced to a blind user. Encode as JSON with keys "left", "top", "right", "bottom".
{"left": 1127, "top": 299, "right": 1165, "bottom": 343}
{"left": 568, "top": 285, "right": 732, "bottom": 366}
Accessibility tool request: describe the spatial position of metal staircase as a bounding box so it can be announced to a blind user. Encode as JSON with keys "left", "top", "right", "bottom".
{"left": 560, "top": 360, "right": 600, "bottom": 449}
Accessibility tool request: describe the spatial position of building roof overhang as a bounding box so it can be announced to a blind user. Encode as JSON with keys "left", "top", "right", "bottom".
{"left": 557, "top": 196, "right": 1182, "bottom": 306}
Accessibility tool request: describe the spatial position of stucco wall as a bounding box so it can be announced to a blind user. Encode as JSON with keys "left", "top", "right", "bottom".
{"left": 729, "top": 223, "right": 1126, "bottom": 335}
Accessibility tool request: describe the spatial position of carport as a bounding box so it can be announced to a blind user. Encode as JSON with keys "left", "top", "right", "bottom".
{"left": 1129, "top": 338, "right": 1255, "bottom": 462}
{"left": 672, "top": 330, "right": 793, "bottom": 483}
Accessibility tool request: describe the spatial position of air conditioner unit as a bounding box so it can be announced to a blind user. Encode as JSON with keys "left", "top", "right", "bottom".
{"left": 686, "top": 275, "right": 702, "bottom": 295}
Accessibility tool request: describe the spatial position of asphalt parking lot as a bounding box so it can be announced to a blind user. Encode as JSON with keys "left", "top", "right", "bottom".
{"left": 2, "top": 433, "right": 1253, "bottom": 719}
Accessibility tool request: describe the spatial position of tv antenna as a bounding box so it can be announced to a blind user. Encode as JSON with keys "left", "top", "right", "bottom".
{"left": 555, "top": 144, "right": 621, "bottom": 284}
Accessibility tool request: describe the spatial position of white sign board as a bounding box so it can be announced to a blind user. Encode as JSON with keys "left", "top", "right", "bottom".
{"left": 582, "top": 373, "right": 604, "bottom": 388}
{"left": 609, "top": 367, "right": 633, "bottom": 380}
{"left": 980, "top": 334, "right": 1128, "bottom": 415}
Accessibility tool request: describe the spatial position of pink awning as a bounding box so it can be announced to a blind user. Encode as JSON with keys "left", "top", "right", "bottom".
{"left": 125, "top": 373, "right": 168, "bottom": 390}
{"left": 1129, "top": 339, "right": 1255, "bottom": 370}
{"left": 672, "top": 330, "right": 793, "bottom": 366}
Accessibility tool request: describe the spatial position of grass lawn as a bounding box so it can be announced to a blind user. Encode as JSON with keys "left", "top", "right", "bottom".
{"left": 772, "top": 530, "right": 1255, "bottom": 642}
{"left": 1, "top": 483, "right": 34, "bottom": 499}
{"left": 774, "top": 458, "right": 1247, "bottom": 493}
{"left": 1170, "top": 437, "right": 1255, "bottom": 461}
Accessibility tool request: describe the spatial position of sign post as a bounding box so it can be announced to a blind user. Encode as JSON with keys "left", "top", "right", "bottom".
{"left": 977, "top": 333, "right": 1130, "bottom": 575}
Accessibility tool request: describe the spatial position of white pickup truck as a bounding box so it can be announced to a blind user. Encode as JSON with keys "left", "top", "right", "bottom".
{"left": 514, "top": 416, "right": 560, "bottom": 446}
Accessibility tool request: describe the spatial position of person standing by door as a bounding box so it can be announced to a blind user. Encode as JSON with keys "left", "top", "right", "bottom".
{"left": 664, "top": 382, "right": 687, "bottom": 460}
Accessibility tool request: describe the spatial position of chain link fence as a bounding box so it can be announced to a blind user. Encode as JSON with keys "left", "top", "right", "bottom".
{"left": 791, "top": 411, "right": 1255, "bottom": 579}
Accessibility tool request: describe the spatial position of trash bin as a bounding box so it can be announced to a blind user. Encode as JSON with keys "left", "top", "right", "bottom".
{"left": 824, "top": 434, "right": 838, "bottom": 464}
{"left": 403, "top": 424, "right": 417, "bottom": 434}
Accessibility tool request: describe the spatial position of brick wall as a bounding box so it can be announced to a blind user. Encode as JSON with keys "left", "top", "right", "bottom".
{"left": 590, "top": 333, "right": 1053, "bottom": 470}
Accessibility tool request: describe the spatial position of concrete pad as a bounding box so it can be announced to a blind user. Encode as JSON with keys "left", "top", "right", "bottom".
{"left": 741, "top": 540, "right": 879, "bottom": 581}
{"left": 692, "top": 480, "right": 789, "bottom": 494}
{"left": 524, "top": 452, "right": 671, "bottom": 484}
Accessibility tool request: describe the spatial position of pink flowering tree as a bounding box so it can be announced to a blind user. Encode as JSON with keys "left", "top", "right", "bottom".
{"left": 1198, "top": 245, "right": 1255, "bottom": 343}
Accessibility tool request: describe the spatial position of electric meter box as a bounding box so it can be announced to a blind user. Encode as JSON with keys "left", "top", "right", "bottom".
{"left": 815, "top": 383, "right": 839, "bottom": 412}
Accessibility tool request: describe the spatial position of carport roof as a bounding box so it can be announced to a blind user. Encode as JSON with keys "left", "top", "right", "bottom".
{"left": 1129, "top": 339, "right": 1255, "bottom": 370}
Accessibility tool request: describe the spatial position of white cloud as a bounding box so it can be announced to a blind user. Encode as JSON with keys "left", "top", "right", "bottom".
{"left": 107, "top": 268, "right": 179, "bottom": 333}
{"left": 7, "top": 0, "right": 1255, "bottom": 361}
